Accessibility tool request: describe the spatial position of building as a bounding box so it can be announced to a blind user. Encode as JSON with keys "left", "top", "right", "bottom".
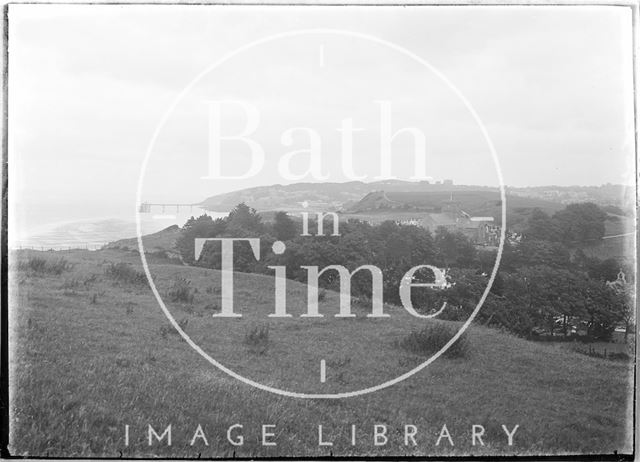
{"left": 344, "top": 192, "right": 496, "bottom": 245}
{"left": 416, "top": 196, "right": 494, "bottom": 244}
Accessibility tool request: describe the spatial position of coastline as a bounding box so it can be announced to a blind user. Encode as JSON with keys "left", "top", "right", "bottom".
{"left": 9, "top": 210, "right": 227, "bottom": 250}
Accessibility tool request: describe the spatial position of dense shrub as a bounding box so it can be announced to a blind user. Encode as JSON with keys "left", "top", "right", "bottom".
{"left": 19, "top": 257, "right": 73, "bottom": 275}
{"left": 167, "top": 276, "right": 194, "bottom": 303}
{"left": 104, "top": 262, "right": 147, "bottom": 286}
{"left": 396, "top": 322, "right": 469, "bottom": 358}
{"left": 244, "top": 324, "right": 269, "bottom": 354}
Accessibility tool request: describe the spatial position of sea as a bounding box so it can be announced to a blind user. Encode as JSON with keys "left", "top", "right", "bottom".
{"left": 9, "top": 203, "right": 227, "bottom": 250}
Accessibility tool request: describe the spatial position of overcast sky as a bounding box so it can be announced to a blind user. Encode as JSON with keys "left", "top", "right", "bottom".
{"left": 8, "top": 4, "right": 635, "bottom": 217}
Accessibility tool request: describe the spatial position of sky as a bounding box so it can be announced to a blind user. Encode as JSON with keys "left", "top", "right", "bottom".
{"left": 8, "top": 4, "right": 636, "bottom": 225}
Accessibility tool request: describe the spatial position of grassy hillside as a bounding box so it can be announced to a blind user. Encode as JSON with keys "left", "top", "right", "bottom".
{"left": 200, "top": 181, "right": 374, "bottom": 212}
{"left": 104, "top": 225, "right": 181, "bottom": 253}
{"left": 199, "top": 181, "right": 563, "bottom": 216}
{"left": 9, "top": 249, "right": 634, "bottom": 457}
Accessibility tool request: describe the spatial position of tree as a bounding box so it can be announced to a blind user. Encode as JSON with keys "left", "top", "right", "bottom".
{"left": 524, "top": 203, "right": 607, "bottom": 246}
{"left": 587, "top": 258, "right": 621, "bottom": 282}
{"left": 227, "top": 203, "right": 263, "bottom": 235}
{"left": 552, "top": 202, "right": 607, "bottom": 245}
{"left": 516, "top": 239, "right": 571, "bottom": 268}
{"left": 434, "top": 227, "right": 476, "bottom": 267}
{"left": 175, "top": 214, "right": 226, "bottom": 263}
{"left": 606, "top": 274, "right": 635, "bottom": 343}
{"left": 525, "top": 208, "right": 560, "bottom": 241}
{"left": 272, "top": 211, "right": 298, "bottom": 241}
{"left": 580, "top": 278, "right": 618, "bottom": 340}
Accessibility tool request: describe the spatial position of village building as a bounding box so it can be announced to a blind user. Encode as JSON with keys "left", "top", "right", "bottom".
{"left": 343, "top": 192, "right": 498, "bottom": 245}
{"left": 420, "top": 196, "right": 494, "bottom": 244}
{"left": 394, "top": 196, "right": 494, "bottom": 245}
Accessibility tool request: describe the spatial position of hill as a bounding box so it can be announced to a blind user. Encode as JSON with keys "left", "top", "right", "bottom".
{"left": 509, "top": 184, "right": 635, "bottom": 211}
{"left": 341, "top": 189, "right": 564, "bottom": 230}
{"left": 199, "top": 181, "right": 634, "bottom": 214}
{"left": 199, "top": 181, "right": 624, "bottom": 230}
{"left": 199, "top": 181, "right": 507, "bottom": 213}
{"left": 9, "top": 248, "right": 633, "bottom": 457}
{"left": 104, "top": 225, "right": 181, "bottom": 255}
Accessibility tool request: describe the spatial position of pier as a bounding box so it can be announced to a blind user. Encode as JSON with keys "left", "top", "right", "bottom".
{"left": 138, "top": 202, "right": 199, "bottom": 214}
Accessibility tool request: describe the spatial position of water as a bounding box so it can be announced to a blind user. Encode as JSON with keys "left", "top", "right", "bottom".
{"left": 10, "top": 204, "right": 227, "bottom": 250}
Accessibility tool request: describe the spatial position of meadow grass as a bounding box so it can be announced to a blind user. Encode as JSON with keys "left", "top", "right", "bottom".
{"left": 8, "top": 249, "right": 634, "bottom": 457}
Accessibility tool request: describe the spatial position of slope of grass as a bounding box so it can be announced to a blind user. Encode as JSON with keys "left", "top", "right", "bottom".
{"left": 581, "top": 215, "right": 635, "bottom": 262}
{"left": 8, "top": 249, "right": 634, "bottom": 457}
{"left": 104, "top": 225, "right": 181, "bottom": 254}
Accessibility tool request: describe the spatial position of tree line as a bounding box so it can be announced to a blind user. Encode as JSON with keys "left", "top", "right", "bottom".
{"left": 176, "top": 202, "right": 633, "bottom": 341}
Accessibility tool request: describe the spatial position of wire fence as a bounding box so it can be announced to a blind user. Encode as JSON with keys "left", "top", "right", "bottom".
{"left": 11, "top": 243, "right": 110, "bottom": 252}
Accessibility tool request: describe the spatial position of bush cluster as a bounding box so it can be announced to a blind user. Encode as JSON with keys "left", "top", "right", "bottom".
{"left": 104, "top": 262, "right": 147, "bottom": 286}
{"left": 244, "top": 324, "right": 270, "bottom": 354}
{"left": 19, "top": 257, "right": 73, "bottom": 275}
{"left": 167, "top": 276, "right": 194, "bottom": 303}
{"left": 396, "top": 322, "right": 469, "bottom": 359}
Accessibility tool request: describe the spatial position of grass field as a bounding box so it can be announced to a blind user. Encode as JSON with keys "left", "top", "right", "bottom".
{"left": 8, "top": 248, "right": 634, "bottom": 457}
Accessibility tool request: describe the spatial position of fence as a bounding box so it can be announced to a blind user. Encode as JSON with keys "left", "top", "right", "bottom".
{"left": 11, "top": 243, "right": 109, "bottom": 252}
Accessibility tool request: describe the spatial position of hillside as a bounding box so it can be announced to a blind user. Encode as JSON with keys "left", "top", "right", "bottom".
{"left": 104, "top": 225, "right": 181, "bottom": 254}
{"left": 9, "top": 248, "right": 634, "bottom": 457}
{"left": 342, "top": 189, "right": 565, "bottom": 229}
{"left": 509, "top": 184, "right": 635, "bottom": 211}
{"left": 199, "top": 181, "right": 503, "bottom": 213}
{"left": 199, "top": 181, "right": 634, "bottom": 213}
{"left": 199, "top": 181, "right": 631, "bottom": 231}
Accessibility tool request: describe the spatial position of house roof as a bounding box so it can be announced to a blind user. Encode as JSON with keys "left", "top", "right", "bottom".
{"left": 421, "top": 213, "right": 458, "bottom": 227}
